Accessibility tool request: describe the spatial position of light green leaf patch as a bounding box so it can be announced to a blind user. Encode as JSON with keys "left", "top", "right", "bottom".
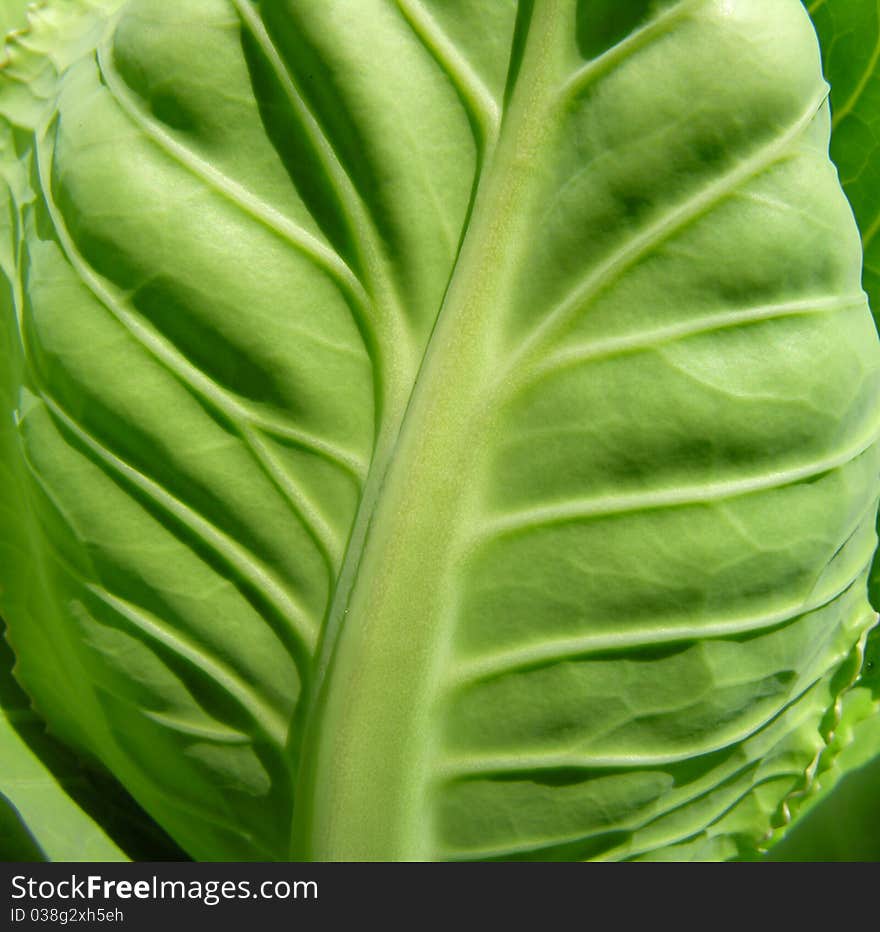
{"left": 0, "top": 0, "right": 31, "bottom": 40}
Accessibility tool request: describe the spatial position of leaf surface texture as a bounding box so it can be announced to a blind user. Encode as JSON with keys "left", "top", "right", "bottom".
{"left": 0, "top": 0, "right": 878, "bottom": 860}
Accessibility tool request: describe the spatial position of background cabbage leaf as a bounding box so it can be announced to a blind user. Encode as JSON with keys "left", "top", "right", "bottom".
{"left": 1, "top": 0, "right": 879, "bottom": 862}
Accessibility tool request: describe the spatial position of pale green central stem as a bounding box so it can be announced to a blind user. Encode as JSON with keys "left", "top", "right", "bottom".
{"left": 291, "top": 0, "right": 572, "bottom": 861}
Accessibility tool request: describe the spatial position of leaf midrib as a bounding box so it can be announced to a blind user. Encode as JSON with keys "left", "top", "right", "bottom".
{"left": 289, "top": 0, "right": 574, "bottom": 861}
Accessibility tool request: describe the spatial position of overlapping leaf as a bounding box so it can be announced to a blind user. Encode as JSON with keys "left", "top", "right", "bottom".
{"left": 0, "top": 633, "right": 128, "bottom": 861}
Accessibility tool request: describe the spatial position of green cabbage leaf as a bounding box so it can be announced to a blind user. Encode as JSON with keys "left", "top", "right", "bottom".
{"left": 759, "top": 0, "right": 880, "bottom": 860}
{"left": 1, "top": 0, "right": 878, "bottom": 861}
